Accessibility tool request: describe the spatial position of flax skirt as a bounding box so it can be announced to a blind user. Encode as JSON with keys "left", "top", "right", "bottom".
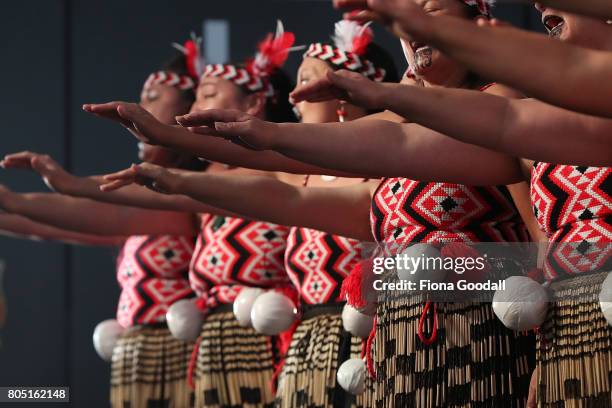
{"left": 193, "top": 308, "right": 276, "bottom": 408}
{"left": 275, "top": 309, "right": 363, "bottom": 408}
{"left": 537, "top": 271, "right": 612, "bottom": 407}
{"left": 364, "top": 298, "right": 535, "bottom": 408}
{"left": 110, "top": 324, "right": 194, "bottom": 408}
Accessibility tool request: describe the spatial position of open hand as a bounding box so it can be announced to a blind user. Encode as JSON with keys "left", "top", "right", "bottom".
{"left": 1, "top": 152, "right": 75, "bottom": 193}
{"left": 176, "top": 109, "right": 276, "bottom": 151}
{"left": 290, "top": 69, "right": 389, "bottom": 110}
{"left": 83, "top": 102, "right": 172, "bottom": 145}
{"left": 100, "top": 163, "right": 182, "bottom": 195}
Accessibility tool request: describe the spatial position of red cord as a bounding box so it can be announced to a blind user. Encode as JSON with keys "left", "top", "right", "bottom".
{"left": 365, "top": 316, "right": 377, "bottom": 379}
{"left": 417, "top": 301, "right": 438, "bottom": 346}
{"left": 187, "top": 335, "right": 202, "bottom": 390}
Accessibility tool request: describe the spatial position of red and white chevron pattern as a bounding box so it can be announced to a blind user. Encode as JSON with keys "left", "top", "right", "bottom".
{"left": 116, "top": 235, "right": 195, "bottom": 327}
{"left": 531, "top": 163, "right": 611, "bottom": 279}
{"left": 143, "top": 71, "right": 196, "bottom": 91}
{"left": 371, "top": 178, "right": 527, "bottom": 252}
{"left": 304, "top": 43, "right": 386, "bottom": 82}
{"left": 189, "top": 215, "right": 290, "bottom": 308}
{"left": 285, "top": 227, "right": 362, "bottom": 305}
{"left": 202, "top": 64, "right": 274, "bottom": 97}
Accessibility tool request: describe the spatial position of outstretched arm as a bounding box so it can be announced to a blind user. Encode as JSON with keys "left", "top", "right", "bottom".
{"left": 1, "top": 152, "right": 233, "bottom": 215}
{"left": 82, "top": 103, "right": 362, "bottom": 177}
{"left": 339, "top": 0, "right": 612, "bottom": 118}
{"left": 101, "top": 163, "right": 376, "bottom": 242}
{"left": 0, "top": 185, "right": 196, "bottom": 236}
{"left": 291, "top": 70, "right": 612, "bottom": 166}
{"left": 170, "top": 109, "right": 523, "bottom": 186}
{"left": 0, "top": 213, "right": 124, "bottom": 246}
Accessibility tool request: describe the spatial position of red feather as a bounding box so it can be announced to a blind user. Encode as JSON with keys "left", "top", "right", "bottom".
{"left": 183, "top": 40, "right": 200, "bottom": 80}
{"left": 351, "top": 26, "right": 373, "bottom": 56}
{"left": 253, "top": 31, "right": 296, "bottom": 76}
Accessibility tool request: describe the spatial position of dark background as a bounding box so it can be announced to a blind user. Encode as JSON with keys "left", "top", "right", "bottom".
{"left": 0, "top": 1, "right": 543, "bottom": 406}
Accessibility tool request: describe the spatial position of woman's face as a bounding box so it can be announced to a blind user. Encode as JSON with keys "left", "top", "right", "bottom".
{"left": 294, "top": 57, "right": 345, "bottom": 124}
{"left": 402, "top": 0, "right": 473, "bottom": 81}
{"left": 138, "top": 83, "right": 190, "bottom": 164}
{"left": 536, "top": 4, "right": 612, "bottom": 49}
{"left": 190, "top": 76, "right": 250, "bottom": 113}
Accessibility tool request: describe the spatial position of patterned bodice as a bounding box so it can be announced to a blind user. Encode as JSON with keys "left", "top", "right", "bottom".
{"left": 371, "top": 178, "right": 528, "bottom": 248}
{"left": 189, "top": 214, "right": 291, "bottom": 309}
{"left": 116, "top": 235, "right": 195, "bottom": 328}
{"left": 531, "top": 163, "right": 612, "bottom": 279}
{"left": 284, "top": 227, "right": 362, "bottom": 306}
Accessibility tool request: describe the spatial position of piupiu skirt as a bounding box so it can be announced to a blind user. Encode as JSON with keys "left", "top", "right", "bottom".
{"left": 193, "top": 307, "right": 276, "bottom": 408}
{"left": 364, "top": 298, "right": 535, "bottom": 408}
{"left": 110, "top": 324, "right": 194, "bottom": 408}
{"left": 275, "top": 306, "right": 364, "bottom": 408}
{"left": 537, "top": 271, "right": 612, "bottom": 407}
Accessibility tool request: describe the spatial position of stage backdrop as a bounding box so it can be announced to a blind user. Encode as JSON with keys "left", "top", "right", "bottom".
{"left": 0, "top": 1, "right": 543, "bottom": 406}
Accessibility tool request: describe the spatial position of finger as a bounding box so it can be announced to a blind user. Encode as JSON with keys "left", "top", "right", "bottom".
{"left": 344, "top": 10, "right": 385, "bottom": 24}
{"left": 133, "top": 163, "right": 164, "bottom": 180}
{"left": 290, "top": 77, "right": 334, "bottom": 102}
{"left": 176, "top": 109, "right": 244, "bottom": 127}
{"left": 103, "top": 166, "right": 138, "bottom": 182}
{"left": 99, "top": 178, "right": 133, "bottom": 192}
{"left": 184, "top": 126, "right": 224, "bottom": 138}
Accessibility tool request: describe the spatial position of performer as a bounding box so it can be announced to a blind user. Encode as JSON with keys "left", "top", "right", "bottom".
{"left": 92, "top": 7, "right": 537, "bottom": 407}
{"left": 338, "top": 0, "right": 612, "bottom": 119}
{"left": 87, "top": 20, "right": 399, "bottom": 408}
{"left": 4, "top": 24, "right": 302, "bottom": 408}
{"left": 0, "top": 51, "right": 202, "bottom": 408}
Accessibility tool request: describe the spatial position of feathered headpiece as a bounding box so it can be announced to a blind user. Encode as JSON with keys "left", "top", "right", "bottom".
{"left": 143, "top": 33, "right": 203, "bottom": 92}
{"left": 304, "top": 20, "right": 386, "bottom": 82}
{"left": 201, "top": 21, "right": 300, "bottom": 97}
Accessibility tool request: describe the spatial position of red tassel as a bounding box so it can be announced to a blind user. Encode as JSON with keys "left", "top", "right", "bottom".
{"left": 365, "top": 316, "right": 377, "bottom": 379}
{"left": 527, "top": 267, "right": 545, "bottom": 284}
{"left": 187, "top": 335, "right": 202, "bottom": 390}
{"left": 340, "top": 258, "right": 374, "bottom": 309}
{"left": 417, "top": 301, "right": 438, "bottom": 346}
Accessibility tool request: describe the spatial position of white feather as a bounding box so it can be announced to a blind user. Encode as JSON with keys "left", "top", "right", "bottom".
{"left": 332, "top": 20, "right": 371, "bottom": 53}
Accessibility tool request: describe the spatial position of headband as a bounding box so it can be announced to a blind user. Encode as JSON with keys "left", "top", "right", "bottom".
{"left": 201, "top": 21, "right": 299, "bottom": 98}
{"left": 303, "top": 20, "right": 386, "bottom": 82}
{"left": 463, "top": 0, "right": 494, "bottom": 18}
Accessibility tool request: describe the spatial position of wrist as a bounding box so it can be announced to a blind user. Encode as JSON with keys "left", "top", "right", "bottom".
{"left": 269, "top": 122, "right": 288, "bottom": 150}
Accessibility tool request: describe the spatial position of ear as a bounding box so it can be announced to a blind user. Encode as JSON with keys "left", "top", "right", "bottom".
{"left": 243, "top": 92, "right": 267, "bottom": 117}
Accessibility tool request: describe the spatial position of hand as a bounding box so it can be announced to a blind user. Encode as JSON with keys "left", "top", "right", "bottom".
{"left": 290, "top": 69, "right": 389, "bottom": 110}
{"left": 1, "top": 152, "right": 75, "bottom": 193}
{"left": 83, "top": 102, "right": 171, "bottom": 145}
{"left": 366, "top": 0, "right": 431, "bottom": 41}
{"left": 100, "top": 163, "right": 182, "bottom": 194}
{"left": 176, "top": 109, "right": 277, "bottom": 151}
{"left": 0, "top": 185, "right": 18, "bottom": 213}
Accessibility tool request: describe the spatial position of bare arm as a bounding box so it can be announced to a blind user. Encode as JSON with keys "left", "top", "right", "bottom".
{"left": 82, "top": 102, "right": 362, "bottom": 177}
{"left": 1, "top": 152, "right": 234, "bottom": 215}
{"left": 0, "top": 186, "right": 196, "bottom": 236}
{"left": 102, "top": 164, "right": 376, "bottom": 242}
{"left": 176, "top": 110, "right": 523, "bottom": 185}
{"left": 361, "top": 0, "right": 612, "bottom": 118}
{"left": 0, "top": 213, "right": 125, "bottom": 246}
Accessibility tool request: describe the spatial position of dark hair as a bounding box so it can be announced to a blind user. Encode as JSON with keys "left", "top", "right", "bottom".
{"left": 161, "top": 54, "right": 197, "bottom": 105}
{"left": 266, "top": 68, "right": 298, "bottom": 123}
{"left": 361, "top": 42, "right": 400, "bottom": 84}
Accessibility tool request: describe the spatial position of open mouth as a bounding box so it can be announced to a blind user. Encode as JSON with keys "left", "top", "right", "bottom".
{"left": 542, "top": 14, "right": 565, "bottom": 38}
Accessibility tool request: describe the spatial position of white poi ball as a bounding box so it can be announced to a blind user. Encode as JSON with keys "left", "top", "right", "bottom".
{"left": 337, "top": 358, "right": 366, "bottom": 395}
{"left": 92, "top": 319, "right": 125, "bottom": 362}
{"left": 166, "top": 299, "right": 205, "bottom": 341}
{"left": 398, "top": 243, "right": 447, "bottom": 283}
{"left": 342, "top": 304, "right": 374, "bottom": 339}
{"left": 250, "top": 291, "right": 298, "bottom": 335}
{"left": 492, "top": 276, "right": 549, "bottom": 331}
{"left": 598, "top": 272, "right": 612, "bottom": 326}
{"left": 233, "top": 287, "right": 264, "bottom": 327}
